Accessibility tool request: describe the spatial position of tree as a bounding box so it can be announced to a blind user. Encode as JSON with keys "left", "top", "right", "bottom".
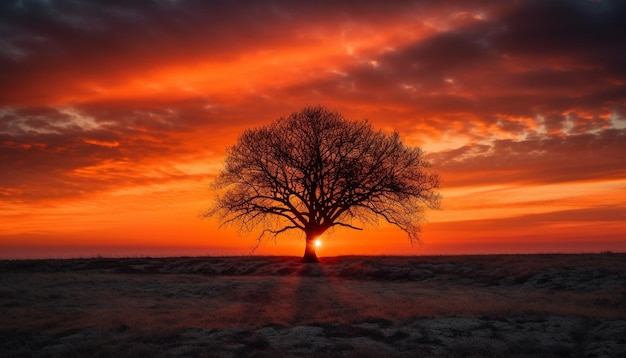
{"left": 206, "top": 106, "right": 441, "bottom": 262}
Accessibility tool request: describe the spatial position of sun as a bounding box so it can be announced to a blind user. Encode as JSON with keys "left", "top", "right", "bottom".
{"left": 315, "top": 239, "right": 322, "bottom": 248}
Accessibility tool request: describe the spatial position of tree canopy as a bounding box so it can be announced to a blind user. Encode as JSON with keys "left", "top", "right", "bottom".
{"left": 206, "top": 106, "right": 441, "bottom": 262}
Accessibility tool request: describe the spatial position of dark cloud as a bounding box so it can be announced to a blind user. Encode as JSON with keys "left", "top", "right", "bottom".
{"left": 428, "top": 128, "right": 626, "bottom": 187}
{"left": 385, "top": 25, "right": 499, "bottom": 78}
{"left": 0, "top": 101, "right": 229, "bottom": 203}
{"left": 496, "top": 0, "right": 626, "bottom": 63}
{"left": 0, "top": 0, "right": 435, "bottom": 104}
{"left": 275, "top": 0, "right": 626, "bottom": 151}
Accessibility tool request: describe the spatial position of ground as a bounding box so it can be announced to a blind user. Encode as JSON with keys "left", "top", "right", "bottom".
{"left": 1, "top": 254, "right": 625, "bottom": 357}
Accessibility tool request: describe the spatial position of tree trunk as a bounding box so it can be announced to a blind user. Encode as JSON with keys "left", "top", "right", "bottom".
{"left": 302, "top": 235, "right": 319, "bottom": 263}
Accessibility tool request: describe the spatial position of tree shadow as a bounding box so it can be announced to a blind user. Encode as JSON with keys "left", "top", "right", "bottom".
{"left": 291, "top": 260, "right": 361, "bottom": 326}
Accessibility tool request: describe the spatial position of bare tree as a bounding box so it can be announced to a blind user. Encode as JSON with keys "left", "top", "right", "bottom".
{"left": 206, "top": 106, "right": 441, "bottom": 262}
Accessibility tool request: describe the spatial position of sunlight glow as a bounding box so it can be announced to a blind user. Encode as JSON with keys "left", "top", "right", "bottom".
{"left": 2, "top": 1, "right": 625, "bottom": 258}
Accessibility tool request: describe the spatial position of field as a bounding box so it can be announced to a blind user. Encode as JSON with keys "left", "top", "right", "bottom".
{"left": 1, "top": 254, "right": 625, "bottom": 357}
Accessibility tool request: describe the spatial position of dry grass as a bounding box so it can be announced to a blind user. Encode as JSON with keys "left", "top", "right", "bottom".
{"left": 1, "top": 253, "right": 624, "bottom": 357}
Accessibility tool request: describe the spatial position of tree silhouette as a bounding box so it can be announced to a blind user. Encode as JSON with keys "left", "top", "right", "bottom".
{"left": 206, "top": 106, "right": 441, "bottom": 262}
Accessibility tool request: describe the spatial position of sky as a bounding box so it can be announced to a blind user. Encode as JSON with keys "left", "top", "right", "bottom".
{"left": 1, "top": 0, "right": 625, "bottom": 259}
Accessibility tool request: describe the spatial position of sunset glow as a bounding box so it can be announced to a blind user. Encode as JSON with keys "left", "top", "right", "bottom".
{"left": 1, "top": 0, "right": 625, "bottom": 258}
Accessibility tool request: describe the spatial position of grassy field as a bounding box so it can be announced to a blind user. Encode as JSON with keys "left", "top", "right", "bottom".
{"left": 1, "top": 254, "right": 625, "bottom": 357}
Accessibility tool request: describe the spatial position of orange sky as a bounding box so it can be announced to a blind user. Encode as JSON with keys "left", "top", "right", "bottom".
{"left": 1, "top": 0, "right": 625, "bottom": 258}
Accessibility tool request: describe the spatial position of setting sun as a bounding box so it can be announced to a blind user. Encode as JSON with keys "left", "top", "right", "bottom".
{"left": 315, "top": 239, "right": 322, "bottom": 248}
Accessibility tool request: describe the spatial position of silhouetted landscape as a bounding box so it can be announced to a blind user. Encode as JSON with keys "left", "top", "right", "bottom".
{"left": 3, "top": 2, "right": 626, "bottom": 356}
{"left": 1, "top": 253, "right": 625, "bottom": 357}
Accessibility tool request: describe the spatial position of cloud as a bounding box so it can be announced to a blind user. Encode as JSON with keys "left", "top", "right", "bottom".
{"left": 428, "top": 128, "right": 626, "bottom": 187}
{"left": 0, "top": 101, "right": 230, "bottom": 203}
{"left": 496, "top": 0, "right": 626, "bottom": 63}
{"left": 0, "top": 0, "right": 447, "bottom": 105}
{"left": 257, "top": 3, "right": 626, "bottom": 195}
{"left": 425, "top": 203, "right": 626, "bottom": 254}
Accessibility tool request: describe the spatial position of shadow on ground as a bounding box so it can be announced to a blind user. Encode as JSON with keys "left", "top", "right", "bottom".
{"left": 1, "top": 254, "right": 625, "bottom": 357}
